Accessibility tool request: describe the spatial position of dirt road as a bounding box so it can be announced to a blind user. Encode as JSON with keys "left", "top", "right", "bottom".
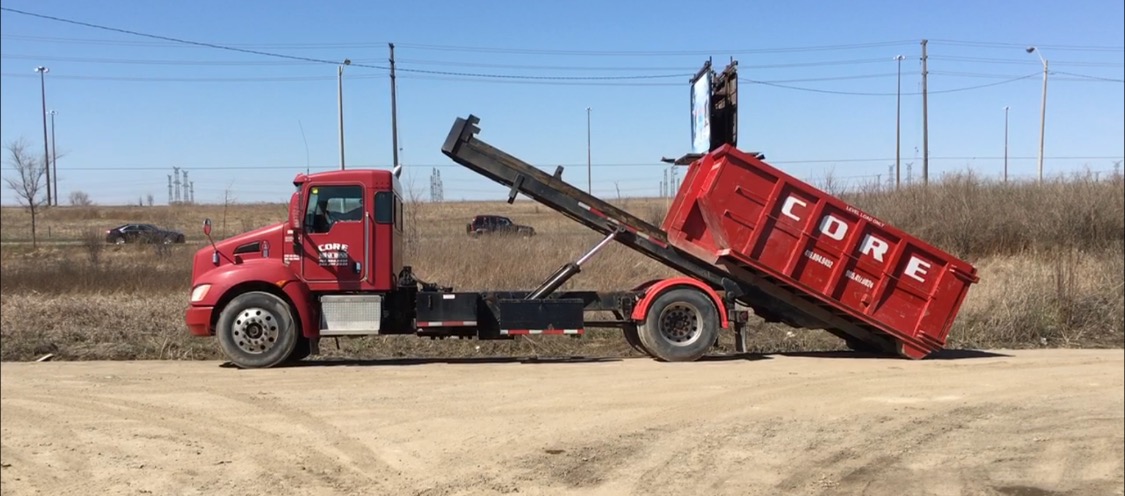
{"left": 1, "top": 349, "right": 1122, "bottom": 496}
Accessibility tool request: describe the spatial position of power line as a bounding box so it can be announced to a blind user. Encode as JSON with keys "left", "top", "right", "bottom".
{"left": 930, "top": 55, "right": 1125, "bottom": 67}
{"left": 394, "top": 74, "right": 681, "bottom": 86}
{"left": 6, "top": 156, "right": 1120, "bottom": 172}
{"left": 395, "top": 66, "right": 689, "bottom": 80}
{"left": 931, "top": 70, "right": 1125, "bottom": 82}
{"left": 0, "top": 8, "right": 917, "bottom": 60}
{"left": 0, "top": 33, "right": 393, "bottom": 49}
{"left": 1053, "top": 71, "right": 1125, "bottom": 83}
{"left": 0, "top": 7, "right": 377, "bottom": 68}
{"left": 1, "top": 69, "right": 1070, "bottom": 91}
{"left": 392, "top": 40, "right": 919, "bottom": 56}
{"left": 930, "top": 38, "right": 1125, "bottom": 52}
{"left": 394, "top": 57, "right": 894, "bottom": 71}
{"left": 0, "top": 71, "right": 686, "bottom": 85}
{"left": 0, "top": 53, "right": 322, "bottom": 66}
{"left": 739, "top": 72, "right": 1040, "bottom": 96}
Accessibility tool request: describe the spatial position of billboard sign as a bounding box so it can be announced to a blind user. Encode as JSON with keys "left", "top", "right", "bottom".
{"left": 690, "top": 70, "right": 712, "bottom": 155}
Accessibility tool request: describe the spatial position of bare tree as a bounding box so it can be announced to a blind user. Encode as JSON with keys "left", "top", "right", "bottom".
{"left": 402, "top": 170, "right": 426, "bottom": 257}
{"left": 69, "top": 190, "right": 94, "bottom": 206}
{"left": 4, "top": 138, "right": 47, "bottom": 248}
{"left": 222, "top": 183, "right": 237, "bottom": 237}
{"left": 146, "top": 193, "right": 155, "bottom": 207}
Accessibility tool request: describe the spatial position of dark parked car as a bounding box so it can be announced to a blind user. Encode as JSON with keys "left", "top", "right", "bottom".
{"left": 466, "top": 215, "right": 535, "bottom": 237}
{"left": 105, "top": 223, "right": 186, "bottom": 244}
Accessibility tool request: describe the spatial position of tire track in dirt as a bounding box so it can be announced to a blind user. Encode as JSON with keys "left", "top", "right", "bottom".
{"left": 419, "top": 361, "right": 910, "bottom": 495}
{"left": 207, "top": 389, "right": 411, "bottom": 481}
{"left": 13, "top": 391, "right": 396, "bottom": 495}
{"left": 420, "top": 364, "right": 875, "bottom": 494}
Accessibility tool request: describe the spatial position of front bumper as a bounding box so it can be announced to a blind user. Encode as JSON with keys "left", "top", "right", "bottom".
{"left": 185, "top": 305, "right": 214, "bottom": 336}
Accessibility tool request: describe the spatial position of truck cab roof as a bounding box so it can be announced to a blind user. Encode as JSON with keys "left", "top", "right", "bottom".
{"left": 292, "top": 169, "right": 401, "bottom": 195}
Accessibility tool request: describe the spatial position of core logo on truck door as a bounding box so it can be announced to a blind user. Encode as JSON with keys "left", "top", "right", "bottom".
{"left": 780, "top": 195, "right": 932, "bottom": 283}
{"left": 318, "top": 243, "right": 350, "bottom": 267}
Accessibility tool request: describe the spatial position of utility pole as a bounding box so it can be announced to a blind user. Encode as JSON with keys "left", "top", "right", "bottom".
{"left": 586, "top": 107, "right": 592, "bottom": 194}
{"left": 338, "top": 58, "right": 351, "bottom": 170}
{"left": 1027, "top": 46, "right": 1048, "bottom": 183}
{"left": 182, "top": 170, "right": 189, "bottom": 203}
{"left": 1004, "top": 106, "right": 1010, "bottom": 182}
{"left": 48, "top": 109, "right": 58, "bottom": 205}
{"left": 167, "top": 175, "right": 173, "bottom": 205}
{"left": 190, "top": 181, "right": 195, "bottom": 204}
{"left": 35, "top": 66, "right": 51, "bottom": 207}
{"left": 390, "top": 43, "right": 401, "bottom": 172}
{"left": 894, "top": 55, "right": 905, "bottom": 189}
{"left": 920, "top": 40, "right": 929, "bottom": 185}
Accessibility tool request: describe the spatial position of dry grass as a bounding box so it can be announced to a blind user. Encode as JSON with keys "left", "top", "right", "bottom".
{"left": 952, "top": 245, "right": 1125, "bottom": 349}
{"left": 1, "top": 173, "right": 1122, "bottom": 361}
{"left": 843, "top": 171, "right": 1125, "bottom": 258}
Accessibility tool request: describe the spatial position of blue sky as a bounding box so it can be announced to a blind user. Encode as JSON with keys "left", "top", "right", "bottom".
{"left": 1, "top": 0, "right": 1122, "bottom": 206}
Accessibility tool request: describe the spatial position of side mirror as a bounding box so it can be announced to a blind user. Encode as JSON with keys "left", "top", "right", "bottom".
{"left": 203, "top": 218, "right": 221, "bottom": 265}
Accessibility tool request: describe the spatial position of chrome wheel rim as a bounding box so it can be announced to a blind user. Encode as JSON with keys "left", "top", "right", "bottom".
{"left": 659, "top": 302, "right": 702, "bottom": 346}
{"left": 232, "top": 307, "right": 280, "bottom": 355}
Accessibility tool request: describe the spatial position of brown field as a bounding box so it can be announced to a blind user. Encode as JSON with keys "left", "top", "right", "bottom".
{"left": 1, "top": 173, "right": 1122, "bottom": 361}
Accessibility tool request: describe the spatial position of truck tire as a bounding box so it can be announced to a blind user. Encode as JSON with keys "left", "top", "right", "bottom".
{"left": 636, "top": 288, "right": 720, "bottom": 362}
{"left": 216, "top": 291, "right": 299, "bottom": 369}
{"left": 285, "top": 337, "right": 312, "bottom": 363}
{"left": 622, "top": 325, "right": 652, "bottom": 357}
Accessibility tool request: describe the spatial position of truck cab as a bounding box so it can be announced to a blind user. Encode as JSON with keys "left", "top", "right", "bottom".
{"left": 286, "top": 169, "right": 404, "bottom": 292}
{"left": 185, "top": 169, "right": 407, "bottom": 367}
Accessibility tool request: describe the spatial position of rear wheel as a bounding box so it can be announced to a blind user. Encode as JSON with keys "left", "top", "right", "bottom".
{"left": 636, "top": 288, "right": 720, "bottom": 362}
{"left": 622, "top": 325, "right": 651, "bottom": 357}
{"left": 216, "top": 291, "right": 298, "bottom": 369}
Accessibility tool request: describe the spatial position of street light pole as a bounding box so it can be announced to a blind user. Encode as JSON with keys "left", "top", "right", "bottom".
{"left": 586, "top": 107, "right": 592, "bottom": 194}
{"left": 49, "top": 110, "right": 58, "bottom": 205}
{"left": 35, "top": 66, "right": 51, "bottom": 207}
{"left": 894, "top": 55, "right": 905, "bottom": 189}
{"left": 1027, "top": 46, "right": 1048, "bottom": 183}
{"left": 337, "top": 58, "right": 351, "bottom": 170}
{"left": 1003, "top": 106, "right": 1010, "bottom": 183}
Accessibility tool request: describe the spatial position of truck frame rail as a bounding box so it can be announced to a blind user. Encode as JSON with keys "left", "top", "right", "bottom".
{"left": 441, "top": 115, "right": 900, "bottom": 355}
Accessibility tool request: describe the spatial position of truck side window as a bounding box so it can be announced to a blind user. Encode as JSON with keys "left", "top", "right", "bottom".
{"left": 305, "top": 185, "right": 363, "bottom": 234}
{"left": 375, "top": 191, "right": 393, "bottom": 224}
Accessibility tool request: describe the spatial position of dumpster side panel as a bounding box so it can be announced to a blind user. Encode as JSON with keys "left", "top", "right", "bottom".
{"left": 662, "top": 145, "right": 979, "bottom": 357}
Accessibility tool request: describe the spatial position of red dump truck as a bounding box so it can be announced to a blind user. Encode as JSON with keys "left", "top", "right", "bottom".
{"left": 184, "top": 115, "right": 979, "bottom": 368}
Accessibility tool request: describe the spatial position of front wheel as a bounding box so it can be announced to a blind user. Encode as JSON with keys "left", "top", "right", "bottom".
{"left": 216, "top": 291, "right": 299, "bottom": 368}
{"left": 636, "top": 288, "right": 720, "bottom": 362}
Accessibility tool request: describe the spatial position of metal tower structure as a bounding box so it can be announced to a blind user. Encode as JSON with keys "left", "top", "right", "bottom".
{"left": 430, "top": 168, "right": 444, "bottom": 202}
{"left": 173, "top": 166, "right": 182, "bottom": 203}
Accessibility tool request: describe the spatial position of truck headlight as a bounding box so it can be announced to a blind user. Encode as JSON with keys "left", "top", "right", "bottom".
{"left": 190, "top": 284, "right": 211, "bottom": 303}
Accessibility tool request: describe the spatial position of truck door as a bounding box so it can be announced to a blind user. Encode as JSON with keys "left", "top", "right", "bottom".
{"left": 300, "top": 184, "right": 367, "bottom": 287}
